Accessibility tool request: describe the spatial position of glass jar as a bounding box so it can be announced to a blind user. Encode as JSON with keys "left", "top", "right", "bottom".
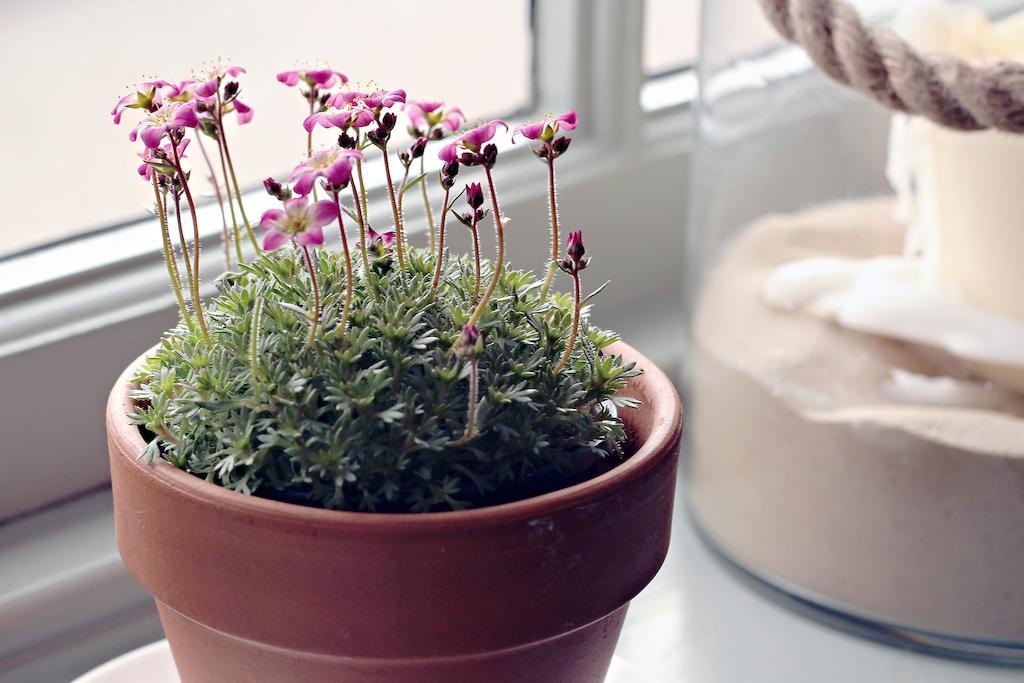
{"left": 686, "top": 0, "right": 1024, "bottom": 663}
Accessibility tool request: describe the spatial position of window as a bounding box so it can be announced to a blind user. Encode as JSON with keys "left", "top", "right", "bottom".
{"left": 0, "top": 0, "right": 532, "bottom": 257}
{"left": 644, "top": 0, "right": 700, "bottom": 75}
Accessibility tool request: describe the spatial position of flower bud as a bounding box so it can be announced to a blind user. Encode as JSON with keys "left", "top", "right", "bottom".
{"left": 410, "top": 137, "right": 427, "bottom": 159}
{"left": 465, "top": 182, "right": 484, "bottom": 210}
{"left": 442, "top": 160, "right": 460, "bottom": 179}
{"left": 224, "top": 81, "right": 240, "bottom": 99}
{"left": 338, "top": 132, "right": 356, "bottom": 149}
{"left": 381, "top": 112, "right": 397, "bottom": 131}
{"left": 367, "top": 127, "right": 390, "bottom": 147}
{"left": 562, "top": 230, "right": 590, "bottom": 272}
{"left": 430, "top": 127, "right": 445, "bottom": 140}
{"left": 264, "top": 177, "right": 292, "bottom": 201}
{"left": 454, "top": 324, "right": 481, "bottom": 359}
{"left": 399, "top": 150, "right": 411, "bottom": 166}
{"left": 480, "top": 143, "right": 498, "bottom": 169}
{"left": 552, "top": 136, "right": 572, "bottom": 157}
{"left": 459, "top": 152, "right": 479, "bottom": 166}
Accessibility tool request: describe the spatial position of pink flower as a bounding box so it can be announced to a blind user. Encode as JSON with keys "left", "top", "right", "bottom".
{"left": 367, "top": 226, "right": 395, "bottom": 248}
{"left": 277, "top": 69, "right": 348, "bottom": 89}
{"left": 129, "top": 101, "right": 200, "bottom": 148}
{"left": 161, "top": 79, "right": 197, "bottom": 102}
{"left": 512, "top": 110, "right": 578, "bottom": 143}
{"left": 303, "top": 106, "right": 375, "bottom": 132}
{"left": 259, "top": 197, "right": 338, "bottom": 251}
{"left": 404, "top": 100, "right": 465, "bottom": 133}
{"left": 326, "top": 88, "right": 406, "bottom": 111}
{"left": 193, "top": 65, "right": 246, "bottom": 98}
{"left": 137, "top": 138, "right": 189, "bottom": 181}
{"left": 438, "top": 120, "right": 508, "bottom": 162}
{"left": 289, "top": 147, "right": 365, "bottom": 196}
{"left": 111, "top": 80, "right": 168, "bottom": 124}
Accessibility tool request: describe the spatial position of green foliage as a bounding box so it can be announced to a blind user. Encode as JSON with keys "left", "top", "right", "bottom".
{"left": 130, "top": 247, "right": 640, "bottom": 512}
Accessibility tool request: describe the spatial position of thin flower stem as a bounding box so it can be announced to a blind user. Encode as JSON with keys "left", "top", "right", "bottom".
{"left": 172, "top": 190, "right": 195, "bottom": 294}
{"left": 540, "top": 155, "right": 560, "bottom": 301}
{"left": 553, "top": 269, "right": 582, "bottom": 374}
{"left": 419, "top": 154, "right": 436, "bottom": 253}
{"left": 152, "top": 176, "right": 193, "bottom": 329}
{"left": 193, "top": 132, "right": 231, "bottom": 271}
{"left": 217, "top": 97, "right": 260, "bottom": 252}
{"left": 308, "top": 95, "right": 319, "bottom": 203}
{"left": 355, "top": 151, "right": 369, "bottom": 221}
{"left": 431, "top": 185, "right": 452, "bottom": 290}
{"left": 350, "top": 180, "right": 371, "bottom": 274}
{"left": 249, "top": 295, "right": 264, "bottom": 381}
{"left": 331, "top": 189, "right": 354, "bottom": 339}
{"left": 459, "top": 360, "right": 479, "bottom": 443}
{"left": 301, "top": 244, "right": 321, "bottom": 352}
{"left": 214, "top": 128, "right": 243, "bottom": 264}
{"left": 470, "top": 212, "right": 482, "bottom": 305}
{"left": 397, "top": 163, "right": 412, "bottom": 212}
{"left": 380, "top": 145, "right": 406, "bottom": 271}
{"left": 169, "top": 136, "right": 210, "bottom": 342}
{"left": 467, "top": 166, "right": 505, "bottom": 327}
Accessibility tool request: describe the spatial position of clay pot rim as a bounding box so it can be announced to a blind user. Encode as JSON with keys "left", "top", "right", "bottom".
{"left": 108, "top": 340, "right": 681, "bottom": 532}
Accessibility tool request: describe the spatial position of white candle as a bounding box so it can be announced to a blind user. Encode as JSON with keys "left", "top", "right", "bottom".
{"left": 890, "top": 2, "right": 1024, "bottom": 321}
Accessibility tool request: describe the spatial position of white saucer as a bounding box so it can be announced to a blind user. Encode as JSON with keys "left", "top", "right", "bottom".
{"left": 73, "top": 640, "right": 658, "bottom": 683}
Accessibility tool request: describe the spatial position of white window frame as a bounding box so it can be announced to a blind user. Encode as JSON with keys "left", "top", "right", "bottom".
{"left": 0, "top": 1, "right": 693, "bottom": 679}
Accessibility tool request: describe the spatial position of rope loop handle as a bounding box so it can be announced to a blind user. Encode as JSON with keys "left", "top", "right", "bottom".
{"left": 758, "top": 0, "right": 1024, "bottom": 132}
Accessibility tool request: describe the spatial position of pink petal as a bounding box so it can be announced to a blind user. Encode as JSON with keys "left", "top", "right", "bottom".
{"left": 194, "top": 78, "right": 219, "bottom": 98}
{"left": 284, "top": 197, "right": 309, "bottom": 215}
{"left": 172, "top": 104, "right": 199, "bottom": 128}
{"left": 262, "top": 229, "right": 287, "bottom": 251}
{"left": 259, "top": 209, "right": 286, "bottom": 231}
{"left": 224, "top": 66, "right": 247, "bottom": 78}
{"left": 306, "top": 69, "right": 337, "bottom": 86}
{"left": 277, "top": 71, "right": 301, "bottom": 86}
{"left": 512, "top": 121, "right": 545, "bottom": 142}
{"left": 234, "top": 100, "right": 254, "bottom": 125}
{"left": 405, "top": 104, "right": 426, "bottom": 129}
{"left": 348, "top": 109, "right": 374, "bottom": 128}
{"left": 309, "top": 201, "right": 339, "bottom": 227}
{"left": 295, "top": 226, "right": 325, "bottom": 247}
{"left": 141, "top": 125, "right": 166, "bottom": 149}
{"left": 442, "top": 108, "right": 465, "bottom": 132}
{"left": 111, "top": 93, "right": 134, "bottom": 124}
{"left": 555, "top": 110, "right": 578, "bottom": 130}
{"left": 438, "top": 142, "right": 457, "bottom": 162}
{"left": 325, "top": 159, "right": 353, "bottom": 186}
{"left": 292, "top": 170, "right": 319, "bottom": 197}
{"left": 303, "top": 112, "right": 332, "bottom": 133}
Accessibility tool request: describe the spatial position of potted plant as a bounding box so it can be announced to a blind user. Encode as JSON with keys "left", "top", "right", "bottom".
{"left": 107, "top": 66, "right": 682, "bottom": 683}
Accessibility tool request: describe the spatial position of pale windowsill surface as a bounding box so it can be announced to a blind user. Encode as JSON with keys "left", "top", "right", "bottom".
{"left": 2, "top": 478, "right": 1021, "bottom": 682}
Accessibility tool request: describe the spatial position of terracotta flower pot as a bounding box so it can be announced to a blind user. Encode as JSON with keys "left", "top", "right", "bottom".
{"left": 107, "top": 341, "right": 682, "bottom": 683}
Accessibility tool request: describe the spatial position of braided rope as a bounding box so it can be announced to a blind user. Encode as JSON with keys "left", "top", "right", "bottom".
{"left": 758, "top": 0, "right": 1024, "bottom": 132}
